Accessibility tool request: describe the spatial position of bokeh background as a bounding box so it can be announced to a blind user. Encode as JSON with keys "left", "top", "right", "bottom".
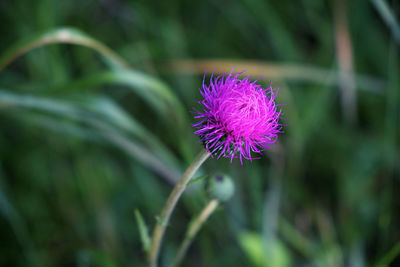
{"left": 0, "top": 0, "right": 399, "bottom": 266}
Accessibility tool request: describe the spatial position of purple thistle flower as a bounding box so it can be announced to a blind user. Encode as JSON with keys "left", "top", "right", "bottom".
{"left": 192, "top": 70, "right": 285, "bottom": 164}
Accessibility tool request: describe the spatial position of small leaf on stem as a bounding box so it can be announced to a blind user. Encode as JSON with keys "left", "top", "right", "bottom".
{"left": 134, "top": 209, "right": 151, "bottom": 252}
{"left": 187, "top": 174, "right": 208, "bottom": 186}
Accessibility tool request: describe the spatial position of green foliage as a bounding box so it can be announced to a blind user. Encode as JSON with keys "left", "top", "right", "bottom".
{"left": 0, "top": 0, "right": 399, "bottom": 266}
{"left": 238, "top": 231, "right": 291, "bottom": 267}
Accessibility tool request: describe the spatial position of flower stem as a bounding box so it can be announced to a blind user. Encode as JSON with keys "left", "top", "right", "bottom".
{"left": 171, "top": 199, "right": 219, "bottom": 267}
{"left": 148, "top": 149, "right": 210, "bottom": 267}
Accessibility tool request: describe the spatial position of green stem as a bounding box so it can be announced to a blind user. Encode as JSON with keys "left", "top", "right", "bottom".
{"left": 171, "top": 199, "right": 219, "bottom": 267}
{"left": 148, "top": 149, "right": 210, "bottom": 267}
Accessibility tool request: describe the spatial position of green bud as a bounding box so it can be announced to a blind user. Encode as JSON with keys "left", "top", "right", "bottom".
{"left": 207, "top": 174, "right": 235, "bottom": 202}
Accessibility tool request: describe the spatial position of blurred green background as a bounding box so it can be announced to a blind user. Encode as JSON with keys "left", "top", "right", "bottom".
{"left": 0, "top": 0, "right": 399, "bottom": 266}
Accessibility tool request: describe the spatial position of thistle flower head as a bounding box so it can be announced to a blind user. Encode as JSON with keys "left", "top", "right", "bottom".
{"left": 192, "top": 70, "right": 284, "bottom": 163}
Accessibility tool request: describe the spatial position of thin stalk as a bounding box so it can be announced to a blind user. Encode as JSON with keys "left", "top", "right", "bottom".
{"left": 148, "top": 149, "right": 210, "bottom": 267}
{"left": 171, "top": 199, "right": 219, "bottom": 267}
{"left": 334, "top": 0, "right": 357, "bottom": 125}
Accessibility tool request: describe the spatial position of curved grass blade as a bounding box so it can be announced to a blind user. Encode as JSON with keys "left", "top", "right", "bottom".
{"left": 0, "top": 28, "right": 129, "bottom": 71}
{"left": 56, "top": 70, "right": 193, "bottom": 162}
{"left": 0, "top": 27, "right": 192, "bottom": 160}
{"left": 58, "top": 70, "right": 186, "bottom": 126}
{"left": 0, "top": 89, "right": 181, "bottom": 183}
{"left": 0, "top": 28, "right": 186, "bottom": 127}
{"left": 83, "top": 96, "right": 182, "bottom": 169}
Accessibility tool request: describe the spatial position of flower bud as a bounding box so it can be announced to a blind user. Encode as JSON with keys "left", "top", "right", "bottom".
{"left": 207, "top": 174, "right": 235, "bottom": 202}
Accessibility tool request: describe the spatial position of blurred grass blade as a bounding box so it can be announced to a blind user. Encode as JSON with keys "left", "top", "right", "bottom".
{"left": 279, "top": 218, "right": 315, "bottom": 258}
{"left": 238, "top": 231, "right": 291, "bottom": 267}
{"left": 0, "top": 173, "right": 38, "bottom": 266}
{"left": 0, "top": 27, "right": 188, "bottom": 130}
{"left": 0, "top": 27, "right": 192, "bottom": 160}
{"left": 134, "top": 209, "right": 151, "bottom": 252}
{"left": 240, "top": 0, "right": 300, "bottom": 60}
{"left": 0, "top": 89, "right": 179, "bottom": 168}
{"left": 83, "top": 96, "right": 181, "bottom": 169}
{"left": 58, "top": 70, "right": 192, "bottom": 162}
{"left": 370, "top": 0, "right": 400, "bottom": 44}
{"left": 384, "top": 43, "right": 399, "bottom": 168}
{"left": 373, "top": 242, "right": 400, "bottom": 267}
{"left": 61, "top": 70, "right": 186, "bottom": 126}
{"left": 0, "top": 89, "right": 180, "bottom": 183}
{"left": 238, "top": 232, "right": 265, "bottom": 267}
{"left": 0, "top": 27, "right": 129, "bottom": 71}
{"left": 18, "top": 113, "right": 105, "bottom": 142}
{"left": 166, "top": 59, "right": 385, "bottom": 93}
{"left": 77, "top": 249, "right": 118, "bottom": 267}
{"left": 334, "top": 0, "right": 357, "bottom": 125}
